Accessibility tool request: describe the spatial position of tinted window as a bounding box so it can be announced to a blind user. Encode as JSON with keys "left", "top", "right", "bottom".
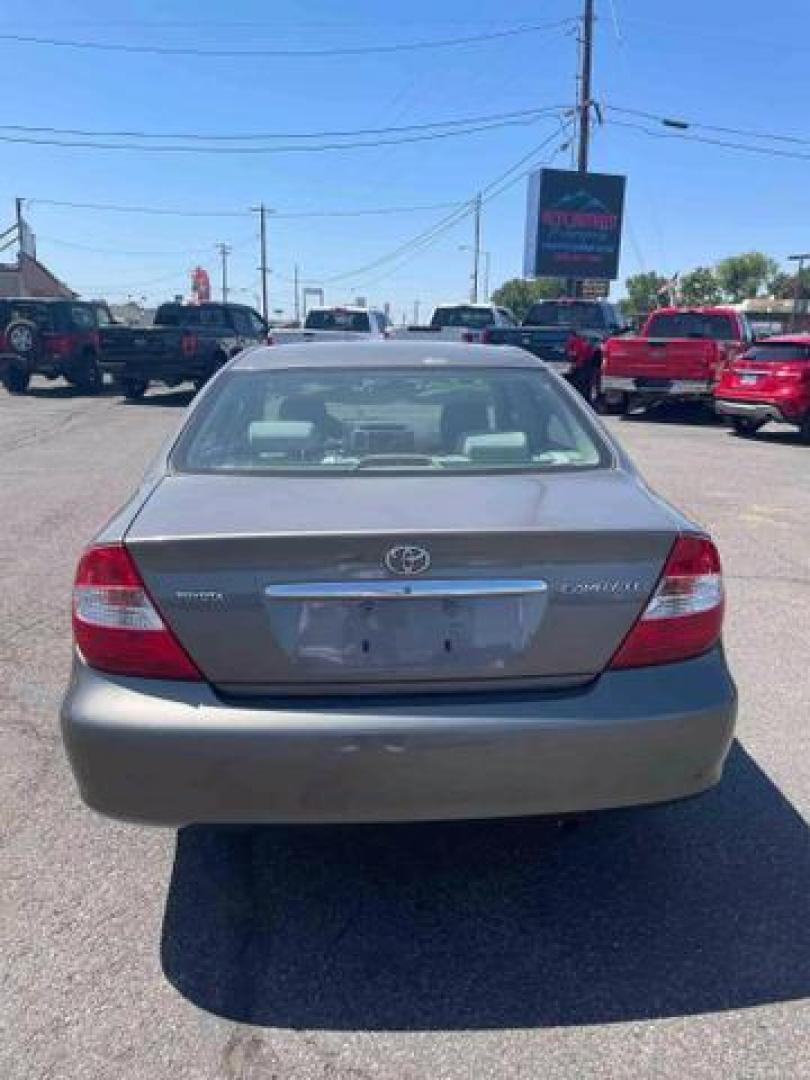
{"left": 524, "top": 302, "right": 606, "bottom": 329}
{"left": 247, "top": 310, "right": 267, "bottom": 336}
{"left": 497, "top": 309, "right": 517, "bottom": 326}
{"left": 231, "top": 309, "right": 252, "bottom": 335}
{"left": 305, "top": 309, "right": 371, "bottom": 332}
{"left": 746, "top": 342, "right": 810, "bottom": 362}
{"left": 646, "top": 312, "right": 735, "bottom": 340}
{"left": 92, "top": 304, "right": 113, "bottom": 327}
{"left": 154, "top": 303, "right": 185, "bottom": 326}
{"left": 1, "top": 301, "right": 57, "bottom": 330}
{"left": 430, "top": 307, "right": 495, "bottom": 329}
{"left": 173, "top": 366, "right": 609, "bottom": 475}
{"left": 70, "top": 305, "right": 96, "bottom": 330}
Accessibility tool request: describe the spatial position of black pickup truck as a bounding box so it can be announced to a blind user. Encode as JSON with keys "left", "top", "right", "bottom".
{"left": 100, "top": 301, "right": 268, "bottom": 399}
{"left": 486, "top": 299, "right": 626, "bottom": 403}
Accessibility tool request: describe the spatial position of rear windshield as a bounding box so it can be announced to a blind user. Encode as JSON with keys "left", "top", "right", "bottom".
{"left": 430, "top": 307, "right": 495, "bottom": 329}
{"left": 172, "top": 367, "right": 610, "bottom": 475}
{"left": 305, "top": 309, "right": 371, "bottom": 332}
{"left": 154, "top": 303, "right": 227, "bottom": 328}
{"left": 647, "top": 312, "right": 735, "bottom": 340}
{"left": 745, "top": 342, "right": 810, "bottom": 362}
{"left": 524, "top": 302, "right": 607, "bottom": 329}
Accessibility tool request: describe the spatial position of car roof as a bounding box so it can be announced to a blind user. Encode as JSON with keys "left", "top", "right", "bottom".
{"left": 0, "top": 296, "right": 73, "bottom": 305}
{"left": 233, "top": 340, "right": 539, "bottom": 371}
{"left": 651, "top": 306, "right": 738, "bottom": 316}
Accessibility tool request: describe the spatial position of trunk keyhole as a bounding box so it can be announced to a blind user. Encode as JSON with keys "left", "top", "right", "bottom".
{"left": 444, "top": 639, "right": 453, "bottom": 653}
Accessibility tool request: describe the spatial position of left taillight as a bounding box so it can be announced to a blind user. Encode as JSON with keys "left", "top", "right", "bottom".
{"left": 72, "top": 543, "right": 202, "bottom": 680}
{"left": 566, "top": 333, "right": 589, "bottom": 366}
{"left": 609, "top": 534, "right": 724, "bottom": 669}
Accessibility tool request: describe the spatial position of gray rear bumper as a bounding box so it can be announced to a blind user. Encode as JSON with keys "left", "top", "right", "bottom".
{"left": 61, "top": 649, "right": 736, "bottom": 825}
{"left": 602, "top": 376, "right": 714, "bottom": 398}
{"left": 715, "top": 399, "right": 787, "bottom": 423}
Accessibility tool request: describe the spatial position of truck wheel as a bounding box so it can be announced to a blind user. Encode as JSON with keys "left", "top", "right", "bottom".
{"left": 69, "top": 353, "right": 103, "bottom": 395}
{"left": 121, "top": 377, "right": 148, "bottom": 401}
{"left": 601, "top": 392, "right": 629, "bottom": 416}
{"left": 731, "top": 416, "right": 764, "bottom": 437}
{"left": 2, "top": 365, "right": 31, "bottom": 394}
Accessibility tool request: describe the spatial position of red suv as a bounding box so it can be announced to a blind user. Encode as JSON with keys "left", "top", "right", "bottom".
{"left": 0, "top": 298, "right": 111, "bottom": 395}
{"left": 715, "top": 335, "right": 810, "bottom": 442}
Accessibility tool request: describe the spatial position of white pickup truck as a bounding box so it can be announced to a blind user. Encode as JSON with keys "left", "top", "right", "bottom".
{"left": 267, "top": 306, "right": 389, "bottom": 345}
{"left": 389, "top": 303, "right": 518, "bottom": 343}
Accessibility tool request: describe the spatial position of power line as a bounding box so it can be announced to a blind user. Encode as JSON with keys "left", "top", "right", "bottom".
{"left": 29, "top": 196, "right": 473, "bottom": 219}
{"left": 608, "top": 117, "right": 810, "bottom": 164}
{"left": 0, "top": 112, "right": 565, "bottom": 155}
{"left": 302, "top": 121, "right": 573, "bottom": 288}
{"left": 0, "top": 20, "right": 575, "bottom": 59}
{"left": 605, "top": 104, "right": 810, "bottom": 148}
{"left": 0, "top": 105, "right": 568, "bottom": 142}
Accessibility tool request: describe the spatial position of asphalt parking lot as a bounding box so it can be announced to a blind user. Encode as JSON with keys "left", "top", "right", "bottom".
{"left": 1, "top": 381, "right": 808, "bottom": 1080}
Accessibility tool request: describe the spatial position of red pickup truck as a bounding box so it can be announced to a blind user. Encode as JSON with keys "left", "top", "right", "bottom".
{"left": 601, "top": 306, "right": 753, "bottom": 414}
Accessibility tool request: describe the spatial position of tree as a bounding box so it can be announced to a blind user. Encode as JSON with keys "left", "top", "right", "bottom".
{"left": 490, "top": 277, "right": 566, "bottom": 321}
{"left": 715, "top": 252, "right": 778, "bottom": 302}
{"left": 679, "top": 266, "right": 720, "bottom": 306}
{"left": 622, "top": 272, "right": 669, "bottom": 322}
{"left": 771, "top": 268, "right": 810, "bottom": 300}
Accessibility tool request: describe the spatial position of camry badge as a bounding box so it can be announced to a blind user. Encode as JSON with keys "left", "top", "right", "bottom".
{"left": 384, "top": 545, "right": 431, "bottom": 577}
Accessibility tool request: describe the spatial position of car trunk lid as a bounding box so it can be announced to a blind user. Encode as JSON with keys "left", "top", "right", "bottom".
{"left": 125, "top": 472, "right": 684, "bottom": 695}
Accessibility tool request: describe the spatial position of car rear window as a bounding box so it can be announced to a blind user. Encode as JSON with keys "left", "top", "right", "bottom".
{"left": 745, "top": 342, "right": 810, "bottom": 361}
{"left": 305, "top": 309, "right": 371, "bottom": 332}
{"left": 524, "top": 302, "right": 606, "bottom": 329}
{"left": 647, "top": 312, "right": 735, "bottom": 340}
{"left": 172, "top": 367, "right": 610, "bottom": 475}
{"left": 0, "top": 301, "right": 58, "bottom": 330}
{"left": 430, "top": 307, "right": 495, "bottom": 329}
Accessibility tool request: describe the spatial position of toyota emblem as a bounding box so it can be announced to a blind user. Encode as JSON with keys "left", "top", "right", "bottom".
{"left": 384, "top": 544, "right": 431, "bottom": 577}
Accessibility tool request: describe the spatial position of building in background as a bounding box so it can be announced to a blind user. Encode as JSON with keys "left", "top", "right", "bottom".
{"left": 0, "top": 252, "right": 76, "bottom": 299}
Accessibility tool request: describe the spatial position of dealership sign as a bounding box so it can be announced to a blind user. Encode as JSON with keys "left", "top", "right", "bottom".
{"left": 524, "top": 168, "right": 626, "bottom": 281}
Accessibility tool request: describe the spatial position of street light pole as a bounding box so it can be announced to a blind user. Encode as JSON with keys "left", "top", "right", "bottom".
{"left": 251, "top": 203, "right": 271, "bottom": 321}
{"left": 788, "top": 253, "right": 810, "bottom": 330}
{"left": 216, "top": 242, "right": 231, "bottom": 303}
{"left": 471, "top": 192, "right": 482, "bottom": 303}
{"left": 568, "top": 0, "right": 595, "bottom": 300}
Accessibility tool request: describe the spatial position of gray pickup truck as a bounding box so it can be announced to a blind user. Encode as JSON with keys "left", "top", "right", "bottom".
{"left": 99, "top": 301, "right": 268, "bottom": 399}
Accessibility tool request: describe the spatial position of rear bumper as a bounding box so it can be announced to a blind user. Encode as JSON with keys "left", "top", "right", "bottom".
{"left": 602, "top": 376, "right": 714, "bottom": 398}
{"left": 715, "top": 398, "right": 792, "bottom": 424}
{"left": 100, "top": 356, "right": 211, "bottom": 382}
{"left": 61, "top": 649, "right": 737, "bottom": 826}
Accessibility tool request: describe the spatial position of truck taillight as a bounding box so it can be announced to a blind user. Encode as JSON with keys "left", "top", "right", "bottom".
{"left": 609, "top": 535, "right": 724, "bottom": 669}
{"left": 181, "top": 332, "right": 198, "bottom": 357}
{"left": 72, "top": 544, "right": 201, "bottom": 680}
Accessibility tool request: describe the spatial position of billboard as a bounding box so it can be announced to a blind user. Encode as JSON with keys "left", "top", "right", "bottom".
{"left": 524, "top": 168, "right": 626, "bottom": 281}
{"left": 190, "top": 266, "right": 211, "bottom": 303}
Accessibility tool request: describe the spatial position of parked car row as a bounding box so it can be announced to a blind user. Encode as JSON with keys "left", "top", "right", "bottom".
{"left": 2, "top": 295, "right": 808, "bottom": 441}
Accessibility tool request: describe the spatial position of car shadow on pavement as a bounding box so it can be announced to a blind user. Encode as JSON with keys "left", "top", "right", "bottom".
{"left": 121, "top": 389, "right": 196, "bottom": 408}
{"left": 618, "top": 401, "right": 724, "bottom": 427}
{"left": 160, "top": 742, "right": 809, "bottom": 1031}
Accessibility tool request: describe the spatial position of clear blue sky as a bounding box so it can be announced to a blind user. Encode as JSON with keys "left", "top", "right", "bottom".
{"left": 1, "top": 0, "right": 808, "bottom": 319}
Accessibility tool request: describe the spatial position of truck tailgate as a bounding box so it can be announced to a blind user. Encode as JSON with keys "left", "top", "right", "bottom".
{"left": 604, "top": 337, "right": 718, "bottom": 381}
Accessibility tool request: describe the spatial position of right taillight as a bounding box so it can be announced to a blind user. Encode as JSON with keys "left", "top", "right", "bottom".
{"left": 181, "top": 332, "right": 198, "bottom": 357}
{"left": 72, "top": 543, "right": 202, "bottom": 680}
{"left": 609, "top": 535, "right": 724, "bottom": 669}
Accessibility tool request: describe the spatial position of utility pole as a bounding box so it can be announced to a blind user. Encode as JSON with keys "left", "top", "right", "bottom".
{"left": 471, "top": 192, "right": 482, "bottom": 303}
{"left": 788, "top": 253, "right": 810, "bottom": 330}
{"left": 293, "top": 263, "right": 301, "bottom": 324}
{"left": 251, "top": 203, "right": 270, "bottom": 321}
{"left": 216, "top": 242, "right": 231, "bottom": 303}
{"left": 569, "top": 0, "right": 595, "bottom": 299}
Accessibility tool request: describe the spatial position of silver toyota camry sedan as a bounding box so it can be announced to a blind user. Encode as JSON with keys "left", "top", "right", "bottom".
{"left": 61, "top": 342, "right": 736, "bottom": 824}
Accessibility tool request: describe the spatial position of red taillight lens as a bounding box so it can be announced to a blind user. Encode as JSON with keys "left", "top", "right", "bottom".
{"left": 609, "top": 535, "right": 724, "bottom": 669}
{"left": 181, "top": 332, "right": 198, "bottom": 357}
{"left": 72, "top": 544, "right": 201, "bottom": 680}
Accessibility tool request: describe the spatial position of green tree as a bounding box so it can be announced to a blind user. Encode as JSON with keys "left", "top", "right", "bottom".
{"left": 715, "top": 252, "right": 778, "bottom": 302}
{"left": 679, "top": 266, "right": 720, "bottom": 305}
{"left": 771, "top": 268, "right": 810, "bottom": 300}
{"left": 622, "top": 272, "right": 669, "bottom": 321}
{"left": 490, "top": 277, "right": 566, "bottom": 321}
